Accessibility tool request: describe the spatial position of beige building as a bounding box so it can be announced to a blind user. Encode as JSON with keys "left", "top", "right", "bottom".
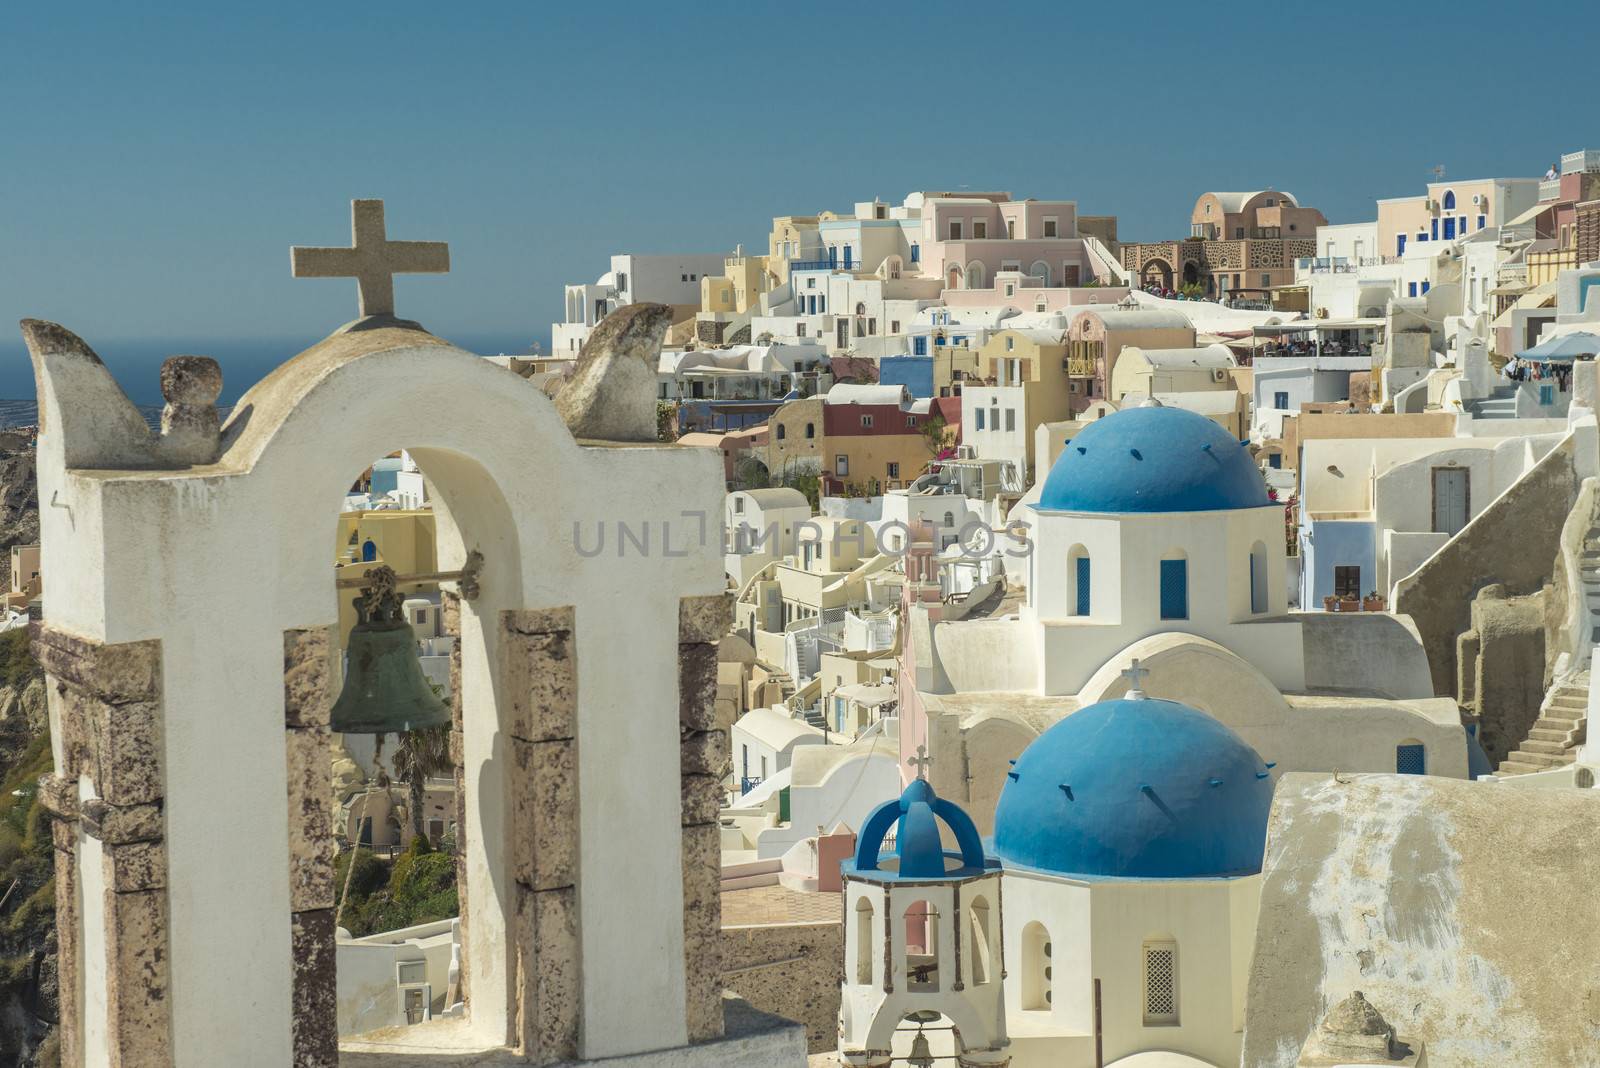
{"left": 1122, "top": 190, "right": 1325, "bottom": 300}
{"left": 1376, "top": 176, "right": 1540, "bottom": 259}
{"left": 1065, "top": 307, "right": 1197, "bottom": 406}
{"left": 334, "top": 509, "right": 438, "bottom": 644}
{"left": 1109, "top": 343, "right": 1238, "bottom": 402}
{"left": 5, "top": 543, "right": 40, "bottom": 611}
{"left": 768, "top": 214, "right": 822, "bottom": 286}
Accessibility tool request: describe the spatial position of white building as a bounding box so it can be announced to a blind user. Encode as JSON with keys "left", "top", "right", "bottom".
{"left": 552, "top": 251, "right": 728, "bottom": 354}
{"left": 725, "top": 487, "right": 813, "bottom": 589}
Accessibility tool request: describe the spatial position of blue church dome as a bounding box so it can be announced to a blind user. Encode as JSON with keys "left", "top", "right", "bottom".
{"left": 1035, "top": 405, "right": 1271, "bottom": 514}
{"left": 845, "top": 777, "right": 993, "bottom": 882}
{"left": 991, "top": 693, "right": 1274, "bottom": 879}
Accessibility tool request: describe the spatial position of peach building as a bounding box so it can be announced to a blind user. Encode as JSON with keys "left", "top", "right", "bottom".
{"left": 1122, "top": 190, "right": 1325, "bottom": 301}
{"left": 1065, "top": 307, "right": 1197, "bottom": 408}
{"left": 1376, "top": 176, "right": 1540, "bottom": 260}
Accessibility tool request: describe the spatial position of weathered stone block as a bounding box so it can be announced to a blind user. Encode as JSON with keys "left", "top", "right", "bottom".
{"left": 36, "top": 771, "right": 79, "bottom": 821}
{"left": 32, "top": 628, "right": 160, "bottom": 705}
{"left": 286, "top": 727, "right": 335, "bottom": 912}
{"left": 681, "top": 772, "right": 723, "bottom": 827}
{"left": 290, "top": 908, "right": 339, "bottom": 1068}
{"left": 512, "top": 739, "right": 576, "bottom": 892}
{"left": 53, "top": 683, "right": 96, "bottom": 781}
{"left": 516, "top": 883, "right": 579, "bottom": 1064}
{"left": 81, "top": 800, "right": 164, "bottom": 845}
{"left": 103, "top": 888, "right": 171, "bottom": 1066}
{"left": 50, "top": 815, "right": 77, "bottom": 854}
{"left": 453, "top": 765, "right": 468, "bottom": 856}
{"left": 505, "top": 606, "right": 577, "bottom": 637}
{"left": 503, "top": 610, "right": 578, "bottom": 743}
{"left": 102, "top": 840, "right": 167, "bottom": 893}
{"left": 283, "top": 626, "right": 334, "bottom": 729}
{"left": 54, "top": 847, "right": 81, "bottom": 1068}
{"left": 679, "top": 594, "right": 733, "bottom": 645}
{"left": 448, "top": 728, "right": 464, "bottom": 769}
{"left": 680, "top": 729, "right": 726, "bottom": 778}
{"left": 678, "top": 643, "right": 718, "bottom": 733}
{"left": 682, "top": 823, "right": 724, "bottom": 1043}
{"left": 91, "top": 699, "right": 164, "bottom": 807}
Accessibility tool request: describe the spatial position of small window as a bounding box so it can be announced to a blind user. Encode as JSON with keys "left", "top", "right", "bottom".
{"left": 1143, "top": 940, "right": 1179, "bottom": 1026}
{"left": 1159, "top": 558, "right": 1188, "bottom": 620}
{"left": 887, "top": 462, "right": 900, "bottom": 479}
{"left": 805, "top": 423, "right": 815, "bottom": 439}
{"left": 776, "top": 425, "right": 787, "bottom": 440}
{"left": 1397, "top": 742, "right": 1426, "bottom": 775}
{"left": 734, "top": 498, "right": 745, "bottom": 514}
{"left": 989, "top": 407, "right": 999, "bottom": 430}
{"left": 905, "top": 415, "right": 916, "bottom": 428}
{"left": 891, "top": 320, "right": 900, "bottom": 333}
{"left": 835, "top": 455, "right": 849, "bottom": 477}
{"left": 949, "top": 220, "right": 963, "bottom": 240}
{"left": 976, "top": 409, "right": 985, "bottom": 430}
{"left": 973, "top": 220, "right": 987, "bottom": 240}
{"left": 1005, "top": 283, "right": 1015, "bottom": 297}
{"left": 1043, "top": 217, "right": 1058, "bottom": 237}
{"left": 861, "top": 414, "right": 874, "bottom": 428}
{"left": 1005, "top": 410, "right": 1016, "bottom": 432}
{"left": 1006, "top": 337, "right": 1015, "bottom": 351}
{"left": 1333, "top": 565, "right": 1361, "bottom": 599}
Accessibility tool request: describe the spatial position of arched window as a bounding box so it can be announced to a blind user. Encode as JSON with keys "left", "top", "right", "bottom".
{"left": 969, "top": 896, "right": 993, "bottom": 985}
{"left": 1070, "top": 545, "right": 1091, "bottom": 616}
{"left": 1396, "top": 740, "right": 1426, "bottom": 775}
{"left": 966, "top": 262, "right": 986, "bottom": 290}
{"left": 1029, "top": 260, "right": 1051, "bottom": 287}
{"left": 1142, "top": 938, "right": 1179, "bottom": 1026}
{"left": 1021, "top": 921, "right": 1051, "bottom": 1009}
{"left": 804, "top": 423, "right": 815, "bottom": 439}
{"left": 1442, "top": 190, "right": 1457, "bottom": 210}
{"left": 854, "top": 897, "right": 875, "bottom": 984}
{"left": 947, "top": 265, "right": 963, "bottom": 289}
{"left": 1159, "top": 551, "right": 1188, "bottom": 620}
{"left": 776, "top": 424, "right": 787, "bottom": 440}
{"left": 1249, "top": 541, "right": 1268, "bottom": 614}
{"left": 905, "top": 900, "right": 940, "bottom": 992}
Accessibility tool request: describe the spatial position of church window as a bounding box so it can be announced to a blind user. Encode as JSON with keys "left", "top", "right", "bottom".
{"left": 969, "top": 896, "right": 993, "bottom": 985}
{"left": 776, "top": 425, "right": 787, "bottom": 440}
{"left": 1071, "top": 548, "right": 1091, "bottom": 616}
{"left": 1021, "top": 922, "right": 1052, "bottom": 1010}
{"left": 1143, "top": 939, "right": 1179, "bottom": 1026}
{"left": 1249, "top": 542, "right": 1268, "bottom": 614}
{"left": 854, "top": 897, "right": 875, "bottom": 984}
{"left": 1396, "top": 741, "right": 1426, "bottom": 775}
{"left": 1159, "top": 557, "right": 1188, "bottom": 620}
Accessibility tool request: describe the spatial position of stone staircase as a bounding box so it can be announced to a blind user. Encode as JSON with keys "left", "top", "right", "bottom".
{"left": 1498, "top": 670, "right": 1589, "bottom": 775}
{"left": 1466, "top": 384, "right": 1517, "bottom": 420}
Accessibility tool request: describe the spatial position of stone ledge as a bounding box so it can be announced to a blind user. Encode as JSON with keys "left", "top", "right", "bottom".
{"left": 679, "top": 595, "right": 732, "bottom": 646}
{"left": 80, "top": 799, "right": 163, "bottom": 844}
{"left": 32, "top": 627, "right": 161, "bottom": 705}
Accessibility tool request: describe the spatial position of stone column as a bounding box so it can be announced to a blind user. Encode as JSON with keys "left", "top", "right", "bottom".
{"left": 441, "top": 590, "right": 468, "bottom": 1006}
{"left": 32, "top": 627, "right": 171, "bottom": 1068}
{"left": 679, "top": 594, "right": 731, "bottom": 1044}
{"left": 502, "top": 607, "right": 580, "bottom": 1064}
{"left": 283, "top": 626, "right": 338, "bottom": 1068}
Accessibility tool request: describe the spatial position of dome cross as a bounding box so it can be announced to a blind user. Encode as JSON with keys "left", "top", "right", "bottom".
{"left": 907, "top": 744, "right": 933, "bottom": 780}
{"left": 291, "top": 198, "right": 449, "bottom": 319}
{"left": 1122, "top": 659, "right": 1151, "bottom": 699}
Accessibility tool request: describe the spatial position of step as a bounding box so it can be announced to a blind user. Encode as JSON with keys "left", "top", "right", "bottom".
{"left": 1519, "top": 739, "right": 1571, "bottom": 756}
{"left": 1528, "top": 728, "right": 1571, "bottom": 743}
{"left": 1548, "top": 694, "right": 1588, "bottom": 707}
{"left": 1535, "top": 717, "right": 1581, "bottom": 732}
{"left": 1506, "top": 749, "right": 1561, "bottom": 768}
{"left": 1496, "top": 760, "right": 1547, "bottom": 776}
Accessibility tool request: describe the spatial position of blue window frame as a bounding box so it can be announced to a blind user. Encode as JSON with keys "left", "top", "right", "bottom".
{"left": 1396, "top": 744, "right": 1426, "bottom": 775}
{"left": 1431, "top": 218, "right": 1439, "bottom": 241}
{"left": 910, "top": 242, "right": 920, "bottom": 263}
{"left": 807, "top": 295, "right": 816, "bottom": 315}
{"left": 913, "top": 336, "right": 927, "bottom": 355}
{"left": 1421, "top": 281, "right": 1430, "bottom": 294}
{"left": 828, "top": 246, "right": 838, "bottom": 268}
{"left": 1442, "top": 190, "right": 1456, "bottom": 210}
{"left": 1397, "top": 234, "right": 1407, "bottom": 256}
{"left": 1274, "top": 391, "right": 1289, "bottom": 410}
{"left": 1540, "top": 384, "right": 1555, "bottom": 406}
{"left": 844, "top": 246, "right": 853, "bottom": 269}
{"left": 1159, "top": 559, "right": 1188, "bottom": 620}
{"left": 1075, "top": 556, "right": 1091, "bottom": 616}
{"left": 1443, "top": 217, "right": 1456, "bottom": 240}
{"left": 1477, "top": 214, "right": 1486, "bottom": 230}
{"left": 1408, "top": 282, "right": 1418, "bottom": 297}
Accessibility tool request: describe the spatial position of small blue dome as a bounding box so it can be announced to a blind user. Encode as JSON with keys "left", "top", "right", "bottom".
{"left": 1036, "top": 405, "right": 1271, "bottom": 513}
{"left": 992, "top": 696, "right": 1274, "bottom": 879}
{"left": 845, "top": 778, "right": 992, "bottom": 882}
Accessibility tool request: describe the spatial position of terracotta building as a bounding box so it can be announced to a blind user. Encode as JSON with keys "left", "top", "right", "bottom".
{"left": 1122, "top": 190, "right": 1324, "bottom": 304}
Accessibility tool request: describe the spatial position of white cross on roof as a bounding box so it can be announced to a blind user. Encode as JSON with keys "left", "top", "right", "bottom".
{"left": 291, "top": 199, "right": 449, "bottom": 319}
{"left": 1122, "top": 658, "right": 1151, "bottom": 699}
{"left": 907, "top": 744, "right": 932, "bottom": 780}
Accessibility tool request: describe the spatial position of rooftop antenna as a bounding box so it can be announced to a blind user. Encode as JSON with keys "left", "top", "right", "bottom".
{"left": 1430, "top": 164, "right": 1447, "bottom": 182}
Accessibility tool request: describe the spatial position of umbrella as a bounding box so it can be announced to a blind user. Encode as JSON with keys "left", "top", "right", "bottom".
{"left": 1519, "top": 331, "right": 1600, "bottom": 361}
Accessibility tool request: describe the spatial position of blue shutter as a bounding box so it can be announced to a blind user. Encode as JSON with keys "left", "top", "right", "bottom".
{"left": 1159, "top": 559, "right": 1188, "bottom": 620}
{"left": 1396, "top": 744, "right": 1426, "bottom": 775}
{"left": 1075, "top": 556, "right": 1092, "bottom": 616}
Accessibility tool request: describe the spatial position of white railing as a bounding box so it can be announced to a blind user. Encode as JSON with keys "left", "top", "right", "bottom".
{"left": 1540, "top": 178, "right": 1562, "bottom": 202}
{"left": 1562, "top": 149, "right": 1600, "bottom": 175}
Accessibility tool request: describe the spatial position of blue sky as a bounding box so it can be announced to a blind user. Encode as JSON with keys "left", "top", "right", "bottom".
{"left": 2, "top": 0, "right": 1592, "bottom": 403}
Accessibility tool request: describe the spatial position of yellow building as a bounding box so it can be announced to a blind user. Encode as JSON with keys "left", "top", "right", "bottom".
{"left": 700, "top": 250, "right": 773, "bottom": 316}
{"left": 334, "top": 509, "right": 438, "bottom": 644}
{"left": 767, "top": 215, "right": 821, "bottom": 286}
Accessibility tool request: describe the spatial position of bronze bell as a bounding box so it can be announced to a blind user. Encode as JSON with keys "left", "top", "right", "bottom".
{"left": 908, "top": 1031, "right": 935, "bottom": 1068}
{"left": 331, "top": 566, "right": 451, "bottom": 734}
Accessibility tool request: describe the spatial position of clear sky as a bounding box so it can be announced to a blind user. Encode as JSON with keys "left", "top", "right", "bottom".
{"left": 3, "top": 0, "right": 1593, "bottom": 403}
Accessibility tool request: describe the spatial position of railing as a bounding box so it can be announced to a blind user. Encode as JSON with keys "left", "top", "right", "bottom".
{"left": 1562, "top": 149, "right": 1600, "bottom": 175}
{"left": 789, "top": 259, "right": 848, "bottom": 273}
{"left": 1296, "top": 256, "right": 1387, "bottom": 274}
{"left": 1541, "top": 178, "right": 1563, "bottom": 202}
{"left": 739, "top": 776, "right": 764, "bottom": 796}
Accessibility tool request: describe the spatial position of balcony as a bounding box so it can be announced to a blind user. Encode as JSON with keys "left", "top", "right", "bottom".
{"left": 1296, "top": 257, "right": 1384, "bottom": 275}
{"left": 1562, "top": 149, "right": 1600, "bottom": 175}
{"left": 1540, "top": 178, "right": 1562, "bottom": 202}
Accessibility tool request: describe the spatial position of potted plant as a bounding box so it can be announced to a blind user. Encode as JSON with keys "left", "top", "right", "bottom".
{"left": 1362, "top": 590, "right": 1386, "bottom": 612}
{"left": 1323, "top": 594, "right": 1338, "bottom": 612}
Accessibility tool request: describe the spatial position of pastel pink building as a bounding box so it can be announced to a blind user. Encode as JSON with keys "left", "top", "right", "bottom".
{"left": 919, "top": 192, "right": 1119, "bottom": 290}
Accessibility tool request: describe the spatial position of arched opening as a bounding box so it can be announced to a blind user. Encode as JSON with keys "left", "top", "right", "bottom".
{"left": 966, "top": 261, "right": 986, "bottom": 290}
{"left": 968, "top": 895, "right": 993, "bottom": 986}
{"left": 855, "top": 897, "right": 876, "bottom": 984}
{"left": 855, "top": 301, "right": 868, "bottom": 338}
{"left": 804, "top": 423, "right": 815, "bottom": 439}
{"left": 1029, "top": 260, "right": 1051, "bottom": 287}
{"left": 1069, "top": 544, "right": 1091, "bottom": 617}
{"left": 776, "top": 424, "right": 786, "bottom": 440}
{"left": 1397, "top": 740, "right": 1427, "bottom": 775}
{"left": 905, "top": 899, "right": 940, "bottom": 992}
{"left": 1021, "top": 921, "right": 1051, "bottom": 1010}
{"left": 1249, "top": 540, "right": 1268, "bottom": 614}
{"left": 1140, "top": 258, "right": 1174, "bottom": 290}
{"left": 947, "top": 265, "right": 963, "bottom": 289}
{"left": 1443, "top": 190, "right": 1457, "bottom": 210}
{"left": 362, "top": 539, "right": 379, "bottom": 562}
{"left": 1159, "top": 550, "right": 1189, "bottom": 620}
{"left": 1181, "top": 261, "right": 1200, "bottom": 287}
{"left": 1142, "top": 937, "right": 1179, "bottom": 1026}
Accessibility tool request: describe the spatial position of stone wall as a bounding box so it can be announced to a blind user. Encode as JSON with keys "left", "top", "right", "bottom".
{"left": 720, "top": 922, "right": 842, "bottom": 1054}
{"left": 1394, "top": 436, "right": 1578, "bottom": 696}
{"left": 680, "top": 594, "right": 732, "bottom": 1044}
{"left": 1455, "top": 586, "right": 1547, "bottom": 764}
{"left": 32, "top": 626, "right": 171, "bottom": 1068}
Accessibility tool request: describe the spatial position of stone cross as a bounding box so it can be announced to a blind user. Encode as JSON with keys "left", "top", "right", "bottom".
{"left": 907, "top": 744, "right": 932, "bottom": 780}
{"left": 291, "top": 199, "right": 449, "bottom": 319}
{"left": 1122, "top": 658, "right": 1151, "bottom": 699}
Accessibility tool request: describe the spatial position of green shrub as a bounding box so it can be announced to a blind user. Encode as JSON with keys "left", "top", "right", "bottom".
{"left": 0, "top": 628, "right": 38, "bottom": 690}
{"left": 334, "top": 848, "right": 387, "bottom": 901}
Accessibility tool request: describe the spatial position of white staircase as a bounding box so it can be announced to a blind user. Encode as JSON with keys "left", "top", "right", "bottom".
{"left": 1466, "top": 384, "right": 1517, "bottom": 420}
{"left": 1498, "top": 671, "right": 1589, "bottom": 775}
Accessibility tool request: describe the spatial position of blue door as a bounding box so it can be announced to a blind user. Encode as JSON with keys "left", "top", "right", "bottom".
{"left": 1159, "top": 559, "right": 1188, "bottom": 619}
{"left": 362, "top": 539, "right": 378, "bottom": 562}
{"left": 828, "top": 246, "right": 837, "bottom": 268}
{"left": 1075, "top": 556, "right": 1091, "bottom": 616}
{"left": 843, "top": 246, "right": 853, "bottom": 269}
{"left": 1443, "top": 217, "right": 1456, "bottom": 240}
{"left": 1397, "top": 234, "right": 1406, "bottom": 256}
{"left": 1430, "top": 218, "right": 1439, "bottom": 241}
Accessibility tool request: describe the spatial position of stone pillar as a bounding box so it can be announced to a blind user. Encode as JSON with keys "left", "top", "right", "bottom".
{"left": 32, "top": 627, "right": 171, "bottom": 1068}
{"left": 502, "top": 607, "right": 580, "bottom": 1064}
{"left": 679, "top": 594, "right": 731, "bottom": 1044}
{"left": 283, "top": 626, "right": 338, "bottom": 1068}
{"left": 441, "top": 590, "right": 469, "bottom": 1006}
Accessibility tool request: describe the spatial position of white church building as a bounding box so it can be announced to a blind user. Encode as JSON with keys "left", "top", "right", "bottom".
{"left": 839, "top": 679, "right": 1273, "bottom": 1067}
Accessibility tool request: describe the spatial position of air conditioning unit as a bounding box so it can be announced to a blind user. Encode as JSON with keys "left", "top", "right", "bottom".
{"left": 1472, "top": 194, "right": 1483, "bottom": 205}
{"left": 1426, "top": 199, "right": 1440, "bottom": 213}
{"left": 1212, "top": 368, "right": 1228, "bottom": 382}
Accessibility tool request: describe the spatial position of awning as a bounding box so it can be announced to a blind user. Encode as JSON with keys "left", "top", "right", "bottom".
{"left": 1502, "top": 201, "right": 1554, "bottom": 229}
{"left": 1519, "top": 331, "right": 1600, "bottom": 361}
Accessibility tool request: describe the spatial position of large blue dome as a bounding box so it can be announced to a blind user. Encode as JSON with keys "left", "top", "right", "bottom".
{"left": 1036, "top": 405, "right": 1271, "bottom": 513}
{"left": 991, "top": 696, "right": 1274, "bottom": 879}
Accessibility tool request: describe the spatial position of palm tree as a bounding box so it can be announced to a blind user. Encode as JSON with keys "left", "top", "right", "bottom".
{"left": 390, "top": 725, "right": 451, "bottom": 844}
